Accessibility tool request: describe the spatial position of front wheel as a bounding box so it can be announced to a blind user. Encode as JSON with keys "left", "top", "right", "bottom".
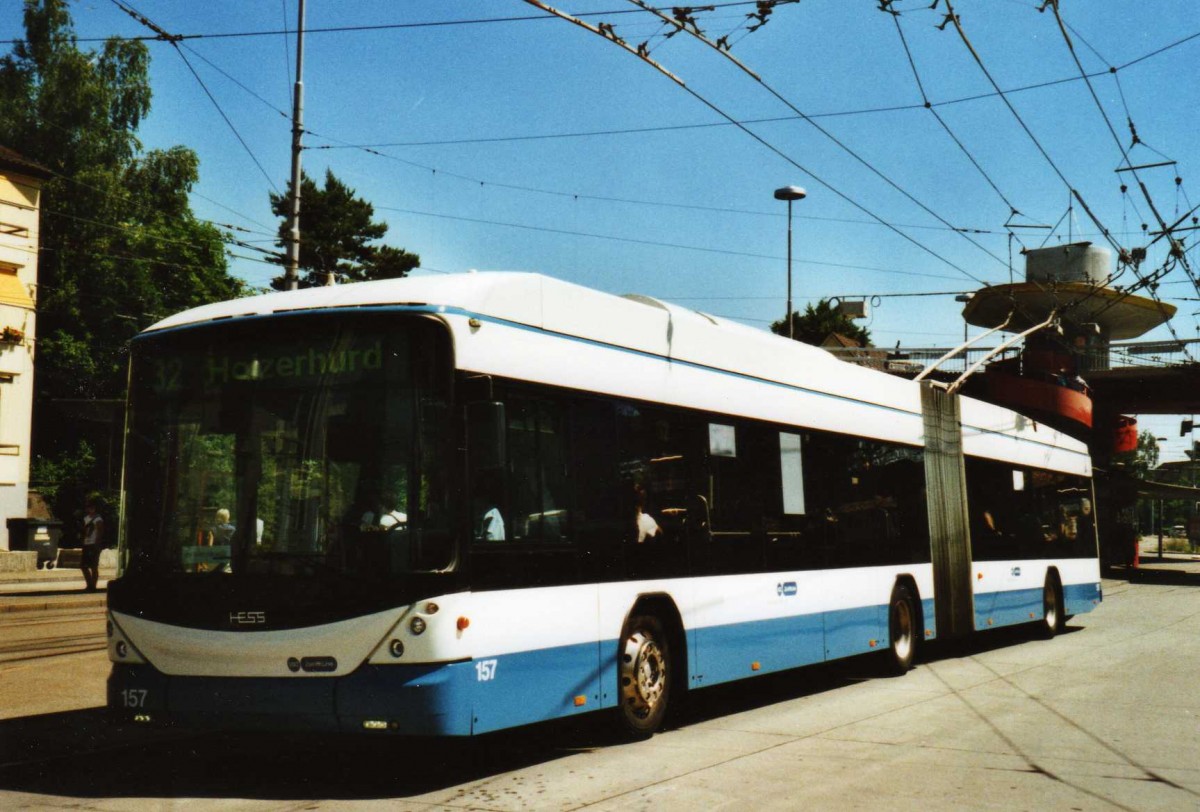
{"left": 886, "top": 583, "right": 918, "bottom": 674}
{"left": 616, "top": 614, "right": 672, "bottom": 738}
{"left": 1040, "top": 575, "right": 1064, "bottom": 639}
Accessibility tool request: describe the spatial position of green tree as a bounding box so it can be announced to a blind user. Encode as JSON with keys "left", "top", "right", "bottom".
{"left": 1130, "top": 431, "right": 1161, "bottom": 478}
{"left": 770, "top": 299, "right": 872, "bottom": 346}
{"left": 0, "top": 0, "right": 243, "bottom": 496}
{"left": 269, "top": 169, "right": 419, "bottom": 288}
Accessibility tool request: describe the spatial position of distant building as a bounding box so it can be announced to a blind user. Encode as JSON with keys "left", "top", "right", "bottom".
{"left": 820, "top": 332, "right": 889, "bottom": 369}
{"left": 0, "top": 146, "right": 49, "bottom": 550}
{"left": 819, "top": 332, "right": 863, "bottom": 350}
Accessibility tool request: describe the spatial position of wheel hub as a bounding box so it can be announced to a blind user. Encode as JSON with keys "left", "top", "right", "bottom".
{"left": 892, "top": 599, "right": 913, "bottom": 661}
{"left": 1045, "top": 583, "right": 1059, "bottom": 627}
{"left": 621, "top": 631, "right": 666, "bottom": 717}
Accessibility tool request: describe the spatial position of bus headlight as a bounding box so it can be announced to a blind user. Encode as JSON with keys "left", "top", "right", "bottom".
{"left": 409, "top": 617, "right": 426, "bottom": 635}
{"left": 388, "top": 639, "right": 404, "bottom": 658}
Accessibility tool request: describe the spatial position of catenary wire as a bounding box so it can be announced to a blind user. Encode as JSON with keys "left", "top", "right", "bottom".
{"left": 108, "top": 1, "right": 281, "bottom": 195}
{"left": 522, "top": 0, "right": 991, "bottom": 287}
{"left": 379, "top": 205, "right": 967, "bottom": 282}
{"left": 625, "top": 1, "right": 1009, "bottom": 272}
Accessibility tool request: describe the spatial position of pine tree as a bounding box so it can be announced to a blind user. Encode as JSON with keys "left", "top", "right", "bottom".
{"left": 268, "top": 169, "right": 419, "bottom": 288}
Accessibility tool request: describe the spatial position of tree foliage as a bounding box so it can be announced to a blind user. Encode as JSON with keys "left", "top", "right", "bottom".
{"left": 1132, "top": 431, "right": 1161, "bottom": 477}
{"left": 0, "top": 0, "right": 243, "bottom": 473}
{"left": 268, "top": 169, "right": 419, "bottom": 288}
{"left": 770, "top": 299, "right": 872, "bottom": 346}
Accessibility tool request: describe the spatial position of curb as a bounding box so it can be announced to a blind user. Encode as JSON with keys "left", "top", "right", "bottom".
{"left": 0, "top": 595, "right": 107, "bottom": 613}
{"left": 0, "top": 573, "right": 116, "bottom": 585}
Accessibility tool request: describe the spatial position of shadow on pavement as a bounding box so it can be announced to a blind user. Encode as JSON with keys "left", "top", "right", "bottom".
{"left": 0, "top": 620, "right": 1071, "bottom": 802}
{"left": 1109, "top": 560, "right": 1200, "bottom": 588}
{"left": 1128, "top": 568, "right": 1200, "bottom": 587}
{"left": 0, "top": 707, "right": 609, "bottom": 801}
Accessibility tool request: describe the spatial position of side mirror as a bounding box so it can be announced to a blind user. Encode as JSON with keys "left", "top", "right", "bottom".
{"left": 467, "top": 401, "right": 506, "bottom": 471}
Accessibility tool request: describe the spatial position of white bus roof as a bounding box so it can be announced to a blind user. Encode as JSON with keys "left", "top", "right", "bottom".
{"left": 144, "top": 272, "right": 1090, "bottom": 468}
{"left": 147, "top": 271, "right": 848, "bottom": 372}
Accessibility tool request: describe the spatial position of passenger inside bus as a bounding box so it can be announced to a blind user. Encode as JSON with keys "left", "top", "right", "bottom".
{"left": 633, "top": 482, "right": 661, "bottom": 543}
{"left": 475, "top": 472, "right": 506, "bottom": 542}
{"left": 360, "top": 487, "right": 407, "bottom": 530}
{"left": 212, "top": 508, "right": 235, "bottom": 544}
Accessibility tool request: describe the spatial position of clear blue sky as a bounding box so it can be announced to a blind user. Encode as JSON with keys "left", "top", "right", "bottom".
{"left": 3, "top": 0, "right": 1198, "bottom": 458}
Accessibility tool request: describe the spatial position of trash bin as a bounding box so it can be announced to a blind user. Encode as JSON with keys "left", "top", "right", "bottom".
{"left": 7, "top": 518, "right": 64, "bottom": 569}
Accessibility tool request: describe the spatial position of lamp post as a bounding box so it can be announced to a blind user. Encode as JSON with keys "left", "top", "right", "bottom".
{"left": 955, "top": 293, "right": 972, "bottom": 344}
{"left": 774, "top": 186, "right": 807, "bottom": 339}
{"left": 1153, "top": 436, "right": 1169, "bottom": 560}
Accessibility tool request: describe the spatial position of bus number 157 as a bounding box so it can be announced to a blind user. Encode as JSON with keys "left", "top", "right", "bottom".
{"left": 475, "top": 660, "right": 498, "bottom": 682}
{"left": 121, "top": 689, "right": 148, "bottom": 708}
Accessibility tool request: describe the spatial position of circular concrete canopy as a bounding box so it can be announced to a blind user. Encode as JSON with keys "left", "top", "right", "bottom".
{"left": 961, "top": 282, "right": 1176, "bottom": 340}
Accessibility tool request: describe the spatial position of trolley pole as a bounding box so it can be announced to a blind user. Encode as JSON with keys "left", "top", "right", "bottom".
{"left": 283, "top": 0, "right": 306, "bottom": 291}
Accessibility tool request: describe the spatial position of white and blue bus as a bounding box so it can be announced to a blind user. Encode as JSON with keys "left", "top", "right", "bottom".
{"left": 107, "top": 273, "right": 1101, "bottom": 736}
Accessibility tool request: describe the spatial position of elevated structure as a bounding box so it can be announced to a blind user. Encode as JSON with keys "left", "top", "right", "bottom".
{"left": 955, "top": 243, "right": 1175, "bottom": 440}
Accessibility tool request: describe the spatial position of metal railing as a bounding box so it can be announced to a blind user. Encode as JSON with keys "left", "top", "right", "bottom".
{"left": 824, "top": 337, "right": 1200, "bottom": 374}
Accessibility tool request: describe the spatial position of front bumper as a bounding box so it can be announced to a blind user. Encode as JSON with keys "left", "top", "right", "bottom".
{"left": 108, "top": 660, "right": 476, "bottom": 736}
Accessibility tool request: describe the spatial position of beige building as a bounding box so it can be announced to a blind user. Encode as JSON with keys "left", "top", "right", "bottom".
{"left": 0, "top": 146, "right": 49, "bottom": 550}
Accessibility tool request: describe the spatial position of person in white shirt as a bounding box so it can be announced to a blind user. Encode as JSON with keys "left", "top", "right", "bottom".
{"left": 361, "top": 488, "right": 407, "bottom": 530}
{"left": 634, "top": 483, "right": 661, "bottom": 543}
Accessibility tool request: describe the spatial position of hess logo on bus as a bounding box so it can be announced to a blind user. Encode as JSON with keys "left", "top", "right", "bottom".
{"left": 229, "top": 611, "right": 266, "bottom": 626}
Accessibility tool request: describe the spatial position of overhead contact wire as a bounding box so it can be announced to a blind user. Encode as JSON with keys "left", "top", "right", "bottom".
{"left": 523, "top": 0, "right": 989, "bottom": 286}
{"left": 626, "top": 1, "right": 1008, "bottom": 271}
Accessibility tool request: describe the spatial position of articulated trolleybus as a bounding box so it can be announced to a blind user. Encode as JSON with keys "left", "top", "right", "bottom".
{"left": 108, "top": 273, "right": 1101, "bottom": 737}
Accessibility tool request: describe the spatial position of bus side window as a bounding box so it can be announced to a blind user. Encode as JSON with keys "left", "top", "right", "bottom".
{"left": 764, "top": 430, "right": 824, "bottom": 571}
{"left": 505, "top": 397, "right": 571, "bottom": 544}
{"left": 708, "top": 422, "right": 751, "bottom": 532}
{"left": 615, "top": 404, "right": 694, "bottom": 580}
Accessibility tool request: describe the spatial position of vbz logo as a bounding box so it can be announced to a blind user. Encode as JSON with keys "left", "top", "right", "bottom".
{"left": 777, "top": 582, "right": 798, "bottom": 597}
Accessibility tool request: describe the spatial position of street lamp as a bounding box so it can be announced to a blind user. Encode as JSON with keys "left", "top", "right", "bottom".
{"left": 955, "top": 293, "right": 972, "bottom": 344}
{"left": 774, "top": 185, "right": 807, "bottom": 339}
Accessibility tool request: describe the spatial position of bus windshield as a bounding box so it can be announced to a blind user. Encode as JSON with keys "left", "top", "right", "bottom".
{"left": 122, "top": 314, "right": 453, "bottom": 580}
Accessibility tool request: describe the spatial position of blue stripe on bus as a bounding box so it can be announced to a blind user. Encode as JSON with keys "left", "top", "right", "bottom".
{"left": 975, "top": 587, "right": 1043, "bottom": 630}
{"left": 974, "top": 582, "right": 1101, "bottom": 630}
{"left": 691, "top": 611, "right": 827, "bottom": 686}
{"left": 468, "top": 640, "right": 603, "bottom": 734}
{"left": 1064, "top": 581, "right": 1102, "bottom": 615}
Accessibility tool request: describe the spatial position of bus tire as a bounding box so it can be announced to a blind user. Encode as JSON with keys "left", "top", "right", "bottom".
{"left": 1040, "top": 573, "right": 1064, "bottom": 639}
{"left": 616, "top": 614, "right": 671, "bottom": 738}
{"left": 886, "top": 582, "right": 918, "bottom": 674}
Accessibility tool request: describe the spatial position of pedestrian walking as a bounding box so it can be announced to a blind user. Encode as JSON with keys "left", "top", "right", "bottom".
{"left": 81, "top": 496, "right": 105, "bottom": 592}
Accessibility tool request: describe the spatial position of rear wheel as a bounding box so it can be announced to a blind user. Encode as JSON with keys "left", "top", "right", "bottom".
{"left": 616, "top": 614, "right": 671, "bottom": 738}
{"left": 1040, "top": 574, "right": 1063, "bottom": 639}
{"left": 886, "top": 583, "right": 918, "bottom": 674}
